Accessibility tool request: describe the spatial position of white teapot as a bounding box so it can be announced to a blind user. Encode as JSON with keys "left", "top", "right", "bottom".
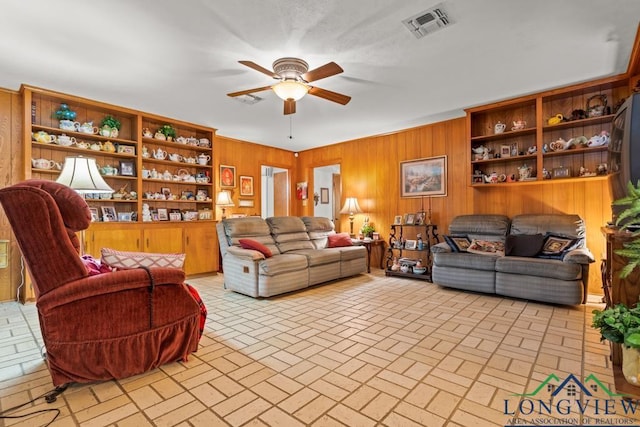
{"left": 168, "top": 153, "right": 183, "bottom": 162}
{"left": 76, "top": 121, "right": 99, "bottom": 134}
{"left": 198, "top": 153, "right": 211, "bottom": 165}
{"left": 153, "top": 148, "right": 167, "bottom": 160}
{"left": 32, "top": 158, "right": 56, "bottom": 169}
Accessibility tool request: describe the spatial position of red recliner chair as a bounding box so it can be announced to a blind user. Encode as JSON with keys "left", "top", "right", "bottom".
{"left": 0, "top": 180, "right": 201, "bottom": 386}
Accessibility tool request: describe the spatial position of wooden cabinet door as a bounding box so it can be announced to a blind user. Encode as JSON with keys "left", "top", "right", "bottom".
{"left": 85, "top": 227, "right": 142, "bottom": 258}
{"left": 184, "top": 224, "right": 218, "bottom": 275}
{"left": 143, "top": 227, "right": 183, "bottom": 254}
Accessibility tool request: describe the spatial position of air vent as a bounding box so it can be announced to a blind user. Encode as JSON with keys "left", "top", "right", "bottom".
{"left": 402, "top": 3, "right": 452, "bottom": 39}
{"left": 233, "top": 94, "right": 263, "bottom": 105}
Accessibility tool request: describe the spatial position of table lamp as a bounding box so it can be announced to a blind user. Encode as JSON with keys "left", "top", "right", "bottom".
{"left": 339, "top": 197, "right": 362, "bottom": 237}
{"left": 56, "top": 156, "right": 114, "bottom": 194}
{"left": 216, "top": 190, "right": 235, "bottom": 219}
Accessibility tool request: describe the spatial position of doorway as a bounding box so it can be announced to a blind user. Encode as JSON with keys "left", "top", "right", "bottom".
{"left": 261, "top": 165, "right": 289, "bottom": 218}
{"left": 313, "top": 164, "right": 341, "bottom": 228}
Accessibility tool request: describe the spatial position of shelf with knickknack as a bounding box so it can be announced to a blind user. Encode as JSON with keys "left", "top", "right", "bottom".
{"left": 385, "top": 223, "right": 440, "bottom": 282}
{"left": 466, "top": 75, "right": 631, "bottom": 187}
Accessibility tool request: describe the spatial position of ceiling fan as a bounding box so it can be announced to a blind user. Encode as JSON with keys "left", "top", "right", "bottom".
{"left": 227, "top": 57, "right": 351, "bottom": 115}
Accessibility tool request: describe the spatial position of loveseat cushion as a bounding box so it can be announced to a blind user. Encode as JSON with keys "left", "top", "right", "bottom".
{"left": 301, "top": 216, "right": 335, "bottom": 249}
{"left": 432, "top": 252, "right": 498, "bottom": 271}
{"left": 449, "top": 215, "right": 510, "bottom": 241}
{"left": 510, "top": 214, "right": 585, "bottom": 241}
{"left": 267, "top": 216, "right": 315, "bottom": 252}
{"left": 495, "top": 256, "right": 581, "bottom": 281}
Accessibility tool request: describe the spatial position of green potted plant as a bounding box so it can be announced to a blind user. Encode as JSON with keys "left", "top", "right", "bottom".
{"left": 361, "top": 223, "right": 375, "bottom": 238}
{"left": 592, "top": 180, "right": 640, "bottom": 386}
{"left": 100, "top": 115, "right": 121, "bottom": 138}
{"left": 613, "top": 180, "right": 640, "bottom": 278}
{"left": 592, "top": 304, "right": 640, "bottom": 385}
{"left": 158, "top": 124, "right": 176, "bottom": 141}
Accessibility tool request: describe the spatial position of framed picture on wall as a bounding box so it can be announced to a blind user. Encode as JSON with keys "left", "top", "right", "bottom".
{"left": 240, "top": 175, "right": 253, "bottom": 196}
{"left": 400, "top": 155, "right": 447, "bottom": 198}
{"left": 296, "top": 182, "right": 308, "bottom": 200}
{"left": 320, "top": 187, "right": 329, "bottom": 204}
{"left": 220, "top": 165, "right": 236, "bottom": 188}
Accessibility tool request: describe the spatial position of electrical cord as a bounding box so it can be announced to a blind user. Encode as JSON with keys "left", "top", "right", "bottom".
{"left": 0, "top": 383, "right": 68, "bottom": 426}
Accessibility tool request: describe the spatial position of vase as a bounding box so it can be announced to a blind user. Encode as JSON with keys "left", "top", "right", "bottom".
{"left": 621, "top": 346, "right": 640, "bottom": 385}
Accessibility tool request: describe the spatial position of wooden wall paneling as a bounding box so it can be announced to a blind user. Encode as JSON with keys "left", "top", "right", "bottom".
{"left": 0, "top": 89, "right": 24, "bottom": 301}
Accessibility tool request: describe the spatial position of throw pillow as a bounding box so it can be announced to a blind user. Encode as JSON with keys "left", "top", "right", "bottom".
{"left": 101, "top": 248, "right": 185, "bottom": 270}
{"left": 444, "top": 235, "right": 471, "bottom": 252}
{"left": 466, "top": 239, "right": 505, "bottom": 256}
{"left": 239, "top": 238, "right": 273, "bottom": 258}
{"left": 538, "top": 234, "right": 579, "bottom": 260}
{"left": 327, "top": 233, "right": 353, "bottom": 248}
{"left": 505, "top": 234, "right": 545, "bottom": 257}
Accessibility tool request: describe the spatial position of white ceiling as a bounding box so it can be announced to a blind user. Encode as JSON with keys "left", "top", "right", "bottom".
{"left": 1, "top": 1, "right": 639, "bottom": 151}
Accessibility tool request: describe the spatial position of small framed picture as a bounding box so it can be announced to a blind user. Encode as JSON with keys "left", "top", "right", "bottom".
{"left": 157, "top": 208, "right": 169, "bottom": 221}
{"left": 238, "top": 199, "right": 254, "bottom": 207}
{"left": 553, "top": 166, "right": 571, "bottom": 179}
{"left": 220, "top": 165, "right": 236, "bottom": 188}
{"left": 405, "top": 214, "right": 415, "bottom": 225}
{"left": 240, "top": 175, "right": 254, "bottom": 196}
{"left": 500, "top": 145, "right": 511, "bottom": 158}
{"left": 101, "top": 206, "right": 117, "bottom": 222}
{"left": 169, "top": 212, "right": 182, "bottom": 221}
{"left": 183, "top": 211, "right": 198, "bottom": 221}
{"left": 119, "top": 160, "right": 135, "bottom": 177}
{"left": 393, "top": 215, "right": 403, "bottom": 225}
{"left": 320, "top": 188, "right": 329, "bottom": 204}
{"left": 372, "top": 232, "right": 380, "bottom": 240}
{"left": 117, "top": 212, "right": 132, "bottom": 222}
{"left": 89, "top": 207, "right": 100, "bottom": 222}
{"left": 415, "top": 212, "right": 425, "bottom": 225}
{"left": 161, "top": 187, "right": 171, "bottom": 198}
{"left": 296, "top": 182, "right": 308, "bottom": 200}
{"left": 117, "top": 145, "right": 136, "bottom": 155}
{"left": 405, "top": 240, "right": 417, "bottom": 250}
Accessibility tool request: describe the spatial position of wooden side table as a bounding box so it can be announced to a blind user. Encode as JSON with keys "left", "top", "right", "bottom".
{"left": 353, "top": 239, "right": 385, "bottom": 273}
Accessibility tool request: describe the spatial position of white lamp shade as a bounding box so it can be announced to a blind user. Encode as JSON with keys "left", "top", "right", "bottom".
{"left": 216, "top": 190, "right": 235, "bottom": 206}
{"left": 339, "top": 197, "right": 363, "bottom": 215}
{"left": 272, "top": 81, "right": 309, "bottom": 101}
{"left": 56, "top": 156, "right": 113, "bottom": 194}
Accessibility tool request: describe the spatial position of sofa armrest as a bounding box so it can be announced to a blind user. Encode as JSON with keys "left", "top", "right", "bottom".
{"left": 563, "top": 248, "right": 595, "bottom": 264}
{"left": 226, "top": 246, "right": 266, "bottom": 261}
{"left": 430, "top": 242, "right": 452, "bottom": 253}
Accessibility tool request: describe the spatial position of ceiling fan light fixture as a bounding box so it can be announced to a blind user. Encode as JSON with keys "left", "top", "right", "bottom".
{"left": 272, "top": 80, "right": 309, "bottom": 101}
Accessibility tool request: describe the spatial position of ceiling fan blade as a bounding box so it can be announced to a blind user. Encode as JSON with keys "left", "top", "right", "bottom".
{"left": 302, "top": 62, "right": 343, "bottom": 83}
{"left": 227, "top": 85, "right": 273, "bottom": 97}
{"left": 308, "top": 86, "right": 351, "bottom": 105}
{"left": 284, "top": 99, "right": 296, "bottom": 115}
{"left": 238, "top": 60, "right": 278, "bottom": 79}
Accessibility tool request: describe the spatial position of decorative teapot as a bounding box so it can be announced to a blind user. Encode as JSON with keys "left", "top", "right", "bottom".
{"left": 549, "top": 138, "right": 571, "bottom": 151}
{"left": 142, "top": 128, "right": 153, "bottom": 138}
{"left": 59, "top": 120, "right": 80, "bottom": 131}
{"left": 141, "top": 146, "right": 150, "bottom": 158}
{"left": 197, "top": 153, "right": 211, "bottom": 165}
{"left": 168, "top": 153, "right": 183, "bottom": 162}
{"left": 76, "top": 121, "right": 99, "bottom": 134}
{"left": 512, "top": 120, "right": 526, "bottom": 131}
{"left": 56, "top": 134, "right": 76, "bottom": 146}
{"left": 199, "top": 138, "right": 210, "bottom": 147}
{"left": 162, "top": 170, "right": 173, "bottom": 180}
{"left": 152, "top": 148, "right": 167, "bottom": 160}
{"left": 99, "top": 125, "right": 117, "bottom": 137}
{"left": 390, "top": 257, "right": 400, "bottom": 271}
{"left": 32, "top": 131, "right": 56, "bottom": 144}
{"left": 154, "top": 132, "right": 166, "bottom": 141}
{"left": 175, "top": 136, "right": 187, "bottom": 144}
{"left": 518, "top": 164, "right": 532, "bottom": 181}
{"left": 587, "top": 130, "right": 610, "bottom": 147}
{"left": 31, "top": 158, "right": 56, "bottom": 169}
{"left": 184, "top": 156, "right": 196, "bottom": 164}
{"left": 90, "top": 141, "right": 102, "bottom": 151}
{"left": 100, "top": 164, "right": 117, "bottom": 175}
{"left": 494, "top": 121, "right": 506, "bottom": 134}
{"left": 102, "top": 140, "right": 116, "bottom": 153}
{"left": 547, "top": 113, "right": 564, "bottom": 126}
{"left": 76, "top": 141, "right": 90, "bottom": 149}
{"left": 141, "top": 167, "right": 151, "bottom": 179}
{"left": 483, "top": 171, "right": 499, "bottom": 184}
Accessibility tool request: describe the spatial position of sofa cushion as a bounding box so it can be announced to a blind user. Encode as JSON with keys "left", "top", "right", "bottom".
{"left": 302, "top": 217, "right": 336, "bottom": 249}
{"left": 291, "top": 249, "right": 341, "bottom": 266}
{"left": 433, "top": 252, "right": 499, "bottom": 271}
{"left": 328, "top": 233, "right": 353, "bottom": 248}
{"left": 267, "top": 216, "right": 315, "bottom": 253}
{"left": 258, "top": 253, "right": 308, "bottom": 276}
{"left": 443, "top": 235, "right": 471, "bottom": 252}
{"left": 466, "top": 239, "right": 505, "bottom": 256}
{"left": 505, "top": 234, "right": 544, "bottom": 257}
{"left": 449, "top": 215, "right": 510, "bottom": 241}
{"left": 495, "top": 257, "right": 582, "bottom": 281}
{"left": 239, "top": 238, "right": 273, "bottom": 258}
{"left": 510, "top": 214, "right": 585, "bottom": 241}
